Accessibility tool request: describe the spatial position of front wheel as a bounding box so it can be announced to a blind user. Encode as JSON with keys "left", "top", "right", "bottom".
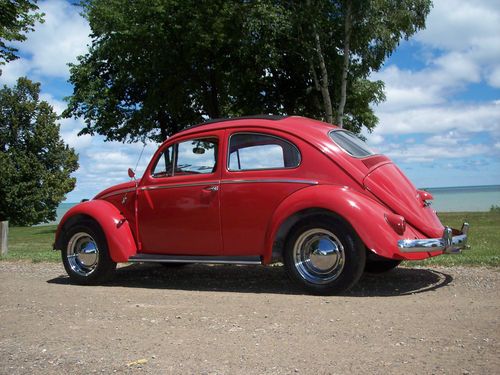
{"left": 284, "top": 219, "right": 366, "bottom": 295}
{"left": 61, "top": 221, "right": 116, "bottom": 285}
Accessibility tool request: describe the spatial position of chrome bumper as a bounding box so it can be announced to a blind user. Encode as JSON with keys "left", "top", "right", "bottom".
{"left": 398, "top": 223, "right": 469, "bottom": 254}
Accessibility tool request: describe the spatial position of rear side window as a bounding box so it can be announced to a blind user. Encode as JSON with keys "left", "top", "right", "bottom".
{"left": 329, "top": 130, "right": 374, "bottom": 158}
{"left": 228, "top": 133, "right": 301, "bottom": 171}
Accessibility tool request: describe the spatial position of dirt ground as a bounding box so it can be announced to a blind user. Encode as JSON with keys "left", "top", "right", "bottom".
{"left": 0, "top": 262, "right": 498, "bottom": 375}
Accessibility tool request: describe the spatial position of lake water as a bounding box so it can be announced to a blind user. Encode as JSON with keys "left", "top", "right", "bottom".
{"left": 424, "top": 185, "right": 500, "bottom": 212}
{"left": 53, "top": 185, "right": 500, "bottom": 224}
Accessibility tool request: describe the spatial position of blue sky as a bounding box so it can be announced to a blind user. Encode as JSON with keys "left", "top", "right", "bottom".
{"left": 1, "top": 0, "right": 499, "bottom": 202}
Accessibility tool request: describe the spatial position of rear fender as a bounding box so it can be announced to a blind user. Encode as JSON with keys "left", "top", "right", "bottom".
{"left": 54, "top": 200, "right": 137, "bottom": 262}
{"left": 264, "top": 185, "right": 427, "bottom": 263}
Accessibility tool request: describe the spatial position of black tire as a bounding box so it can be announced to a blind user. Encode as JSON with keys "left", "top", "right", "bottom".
{"left": 61, "top": 220, "right": 116, "bottom": 285}
{"left": 283, "top": 218, "right": 366, "bottom": 295}
{"left": 364, "top": 259, "right": 401, "bottom": 274}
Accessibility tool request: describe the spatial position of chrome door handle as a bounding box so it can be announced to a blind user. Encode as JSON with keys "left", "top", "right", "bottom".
{"left": 203, "top": 185, "right": 219, "bottom": 192}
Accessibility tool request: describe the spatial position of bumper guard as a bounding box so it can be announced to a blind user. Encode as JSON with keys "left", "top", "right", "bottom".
{"left": 398, "top": 223, "right": 469, "bottom": 254}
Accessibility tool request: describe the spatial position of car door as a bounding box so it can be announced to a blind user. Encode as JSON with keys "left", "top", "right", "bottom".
{"left": 220, "top": 130, "right": 307, "bottom": 256}
{"left": 137, "top": 133, "right": 223, "bottom": 255}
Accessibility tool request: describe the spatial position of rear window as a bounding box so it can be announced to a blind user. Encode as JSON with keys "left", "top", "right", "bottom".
{"left": 329, "top": 130, "right": 375, "bottom": 158}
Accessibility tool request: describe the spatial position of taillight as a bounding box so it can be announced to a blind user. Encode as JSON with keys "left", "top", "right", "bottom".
{"left": 417, "top": 189, "right": 433, "bottom": 207}
{"left": 385, "top": 213, "right": 406, "bottom": 235}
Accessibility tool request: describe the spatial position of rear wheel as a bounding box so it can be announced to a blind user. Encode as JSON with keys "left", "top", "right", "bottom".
{"left": 61, "top": 221, "right": 116, "bottom": 285}
{"left": 284, "top": 219, "right": 365, "bottom": 295}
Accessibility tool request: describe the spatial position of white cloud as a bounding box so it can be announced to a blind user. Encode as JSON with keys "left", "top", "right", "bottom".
{"left": 488, "top": 66, "right": 500, "bottom": 88}
{"left": 0, "top": 0, "right": 91, "bottom": 85}
{"left": 416, "top": 0, "right": 500, "bottom": 62}
{"left": 426, "top": 131, "right": 462, "bottom": 146}
{"left": 0, "top": 59, "right": 30, "bottom": 85}
{"left": 372, "top": 0, "right": 500, "bottom": 121}
{"left": 21, "top": 0, "right": 91, "bottom": 79}
{"left": 381, "top": 142, "right": 490, "bottom": 163}
{"left": 373, "top": 101, "right": 500, "bottom": 135}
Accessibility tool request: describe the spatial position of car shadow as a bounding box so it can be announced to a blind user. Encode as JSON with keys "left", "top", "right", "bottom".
{"left": 47, "top": 263, "right": 453, "bottom": 297}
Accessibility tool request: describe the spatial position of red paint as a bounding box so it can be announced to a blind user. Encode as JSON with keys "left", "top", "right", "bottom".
{"left": 55, "top": 116, "right": 451, "bottom": 263}
{"left": 56, "top": 200, "right": 137, "bottom": 262}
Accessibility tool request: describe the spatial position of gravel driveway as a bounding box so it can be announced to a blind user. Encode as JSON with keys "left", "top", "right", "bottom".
{"left": 0, "top": 262, "right": 498, "bottom": 374}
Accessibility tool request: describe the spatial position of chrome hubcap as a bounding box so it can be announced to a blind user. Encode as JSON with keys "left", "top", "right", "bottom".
{"left": 67, "top": 232, "right": 99, "bottom": 276}
{"left": 293, "top": 228, "right": 345, "bottom": 284}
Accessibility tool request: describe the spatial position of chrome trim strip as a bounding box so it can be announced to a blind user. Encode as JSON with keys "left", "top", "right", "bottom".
{"left": 141, "top": 181, "right": 220, "bottom": 191}
{"left": 221, "top": 179, "right": 318, "bottom": 185}
{"left": 100, "top": 187, "right": 136, "bottom": 200}
{"left": 140, "top": 179, "right": 317, "bottom": 192}
{"left": 398, "top": 223, "right": 469, "bottom": 254}
{"left": 128, "top": 254, "right": 262, "bottom": 265}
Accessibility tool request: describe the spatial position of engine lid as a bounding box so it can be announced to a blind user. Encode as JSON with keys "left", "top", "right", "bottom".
{"left": 363, "top": 163, "right": 443, "bottom": 238}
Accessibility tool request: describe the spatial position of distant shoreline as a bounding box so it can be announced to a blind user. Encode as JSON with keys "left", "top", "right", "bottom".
{"left": 422, "top": 184, "right": 500, "bottom": 192}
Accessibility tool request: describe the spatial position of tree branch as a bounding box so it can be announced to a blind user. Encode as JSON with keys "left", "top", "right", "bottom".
{"left": 337, "top": 0, "right": 352, "bottom": 128}
{"left": 314, "top": 31, "right": 333, "bottom": 124}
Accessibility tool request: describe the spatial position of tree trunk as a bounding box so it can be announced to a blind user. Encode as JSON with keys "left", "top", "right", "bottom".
{"left": 0, "top": 221, "right": 8, "bottom": 256}
{"left": 314, "top": 32, "right": 334, "bottom": 124}
{"left": 158, "top": 112, "right": 169, "bottom": 141}
{"left": 337, "top": 0, "right": 352, "bottom": 128}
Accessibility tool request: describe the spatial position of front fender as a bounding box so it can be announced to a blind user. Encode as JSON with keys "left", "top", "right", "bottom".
{"left": 264, "top": 185, "right": 428, "bottom": 263}
{"left": 55, "top": 200, "right": 137, "bottom": 262}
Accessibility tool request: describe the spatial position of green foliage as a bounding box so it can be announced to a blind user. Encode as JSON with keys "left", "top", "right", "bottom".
{"left": 0, "top": 78, "right": 79, "bottom": 225}
{"left": 64, "top": 0, "right": 431, "bottom": 142}
{"left": 0, "top": 0, "right": 44, "bottom": 65}
{"left": 490, "top": 205, "right": 500, "bottom": 213}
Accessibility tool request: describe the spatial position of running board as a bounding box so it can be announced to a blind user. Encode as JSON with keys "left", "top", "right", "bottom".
{"left": 128, "top": 254, "right": 262, "bottom": 265}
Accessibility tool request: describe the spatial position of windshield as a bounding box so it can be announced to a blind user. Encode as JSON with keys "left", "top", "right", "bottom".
{"left": 329, "top": 130, "right": 375, "bottom": 158}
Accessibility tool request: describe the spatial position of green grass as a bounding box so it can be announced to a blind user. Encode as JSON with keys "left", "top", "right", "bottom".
{"left": 1, "top": 211, "right": 499, "bottom": 266}
{"left": 405, "top": 211, "right": 500, "bottom": 267}
{"left": 0, "top": 225, "right": 59, "bottom": 263}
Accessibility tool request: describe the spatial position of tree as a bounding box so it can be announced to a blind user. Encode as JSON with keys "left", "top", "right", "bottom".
{"left": 0, "top": 0, "right": 44, "bottom": 66}
{"left": 64, "top": 0, "right": 431, "bottom": 142}
{"left": 0, "top": 77, "right": 79, "bottom": 226}
{"left": 335, "top": 0, "right": 432, "bottom": 127}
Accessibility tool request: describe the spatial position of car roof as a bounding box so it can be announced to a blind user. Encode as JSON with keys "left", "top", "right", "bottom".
{"left": 167, "top": 115, "right": 339, "bottom": 144}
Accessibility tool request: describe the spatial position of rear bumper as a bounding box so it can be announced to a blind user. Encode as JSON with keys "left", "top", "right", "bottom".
{"left": 398, "top": 223, "right": 469, "bottom": 254}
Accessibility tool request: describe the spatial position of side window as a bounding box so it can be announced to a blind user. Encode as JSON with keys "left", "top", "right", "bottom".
{"left": 228, "top": 133, "right": 301, "bottom": 171}
{"left": 176, "top": 138, "right": 217, "bottom": 174}
{"left": 152, "top": 138, "right": 218, "bottom": 178}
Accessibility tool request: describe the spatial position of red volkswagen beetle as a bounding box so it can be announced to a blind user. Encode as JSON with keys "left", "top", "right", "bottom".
{"left": 54, "top": 116, "right": 469, "bottom": 294}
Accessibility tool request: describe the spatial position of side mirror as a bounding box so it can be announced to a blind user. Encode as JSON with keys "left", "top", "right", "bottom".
{"left": 193, "top": 147, "right": 206, "bottom": 155}
{"left": 128, "top": 168, "right": 135, "bottom": 179}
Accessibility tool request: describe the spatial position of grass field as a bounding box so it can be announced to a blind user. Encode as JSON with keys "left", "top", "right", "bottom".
{"left": 1, "top": 225, "right": 59, "bottom": 263}
{"left": 1, "top": 211, "right": 499, "bottom": 266}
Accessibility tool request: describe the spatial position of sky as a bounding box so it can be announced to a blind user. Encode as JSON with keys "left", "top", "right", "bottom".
{"left": 1, "top": 0, "right": 499, "bottom": 202}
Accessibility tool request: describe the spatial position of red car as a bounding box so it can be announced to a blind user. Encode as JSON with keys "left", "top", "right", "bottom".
{"left": 54, "top": 116, "right": 469, "bottom": 294}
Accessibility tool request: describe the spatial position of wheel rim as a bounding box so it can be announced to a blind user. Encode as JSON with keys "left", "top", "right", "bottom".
{"left": 292, "top": 228, "right": 345, "bottom": 284}
{"left": 66, "top": 232, "right": 99, "bottom": 276}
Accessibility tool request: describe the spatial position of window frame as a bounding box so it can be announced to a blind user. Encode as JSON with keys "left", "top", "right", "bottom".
{"left": 226, "top": 131, "right": 302, "bottom": 172}
{"left": 150, "top": 136, "right": 219, "bottom": 179}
